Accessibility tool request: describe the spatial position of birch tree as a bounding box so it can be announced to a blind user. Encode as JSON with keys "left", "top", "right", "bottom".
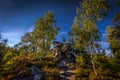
{"left": 70, "top": 0, "right": 109, "bottom": 75}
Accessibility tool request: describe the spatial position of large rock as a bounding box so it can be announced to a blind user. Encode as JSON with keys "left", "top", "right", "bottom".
{"left": 51, "top": 41, "right": 76, "bottom": 61}
{"left": 30, "top": 66, "right": 42, "bottom": 80}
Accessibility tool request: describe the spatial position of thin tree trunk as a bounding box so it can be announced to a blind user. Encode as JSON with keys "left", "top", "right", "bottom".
{"left": 89, "top": 44, "right": 97, "bottom": 75}
{"left": 39, "top": 38, "right": 45, "bottom": 61}
{"left": 40, "top": 51, "right": 42, "bottom": 61}
{"left": 91, "top": 59, "right": 97, "bottom": 75}
{"left": 33, "top": 46, "right": 36, "bottom": 60}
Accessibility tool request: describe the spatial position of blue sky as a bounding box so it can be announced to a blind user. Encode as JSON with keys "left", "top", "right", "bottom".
{"left": 0, "top": 0, "right": 79, "bottom": 46}
{"left": 0, "top": 0, "right": 120, "bottom": 54}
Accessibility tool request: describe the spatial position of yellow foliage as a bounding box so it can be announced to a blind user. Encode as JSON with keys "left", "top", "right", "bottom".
{"left": 42, "top": 66, "right": 60, "bottom": 80}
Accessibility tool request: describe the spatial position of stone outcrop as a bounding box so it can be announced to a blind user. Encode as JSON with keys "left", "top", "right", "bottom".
{"left": 51, "top": 41, "right": 78, "bottom": 61}
{"left": 30, "top": 66, "right": 42, "bottom": 80}
{"left": 59, "top": 59, "right": 75, "bottom": 80}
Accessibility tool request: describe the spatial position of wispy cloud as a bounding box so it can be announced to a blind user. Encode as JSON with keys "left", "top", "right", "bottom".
{"left": 58, "top": 32, "right": 68, "bottom": 36}
{"left": 98, "top": 41, "right": 111, "bottom": 54}
{"left": 102, "top": 33, "right": 106, "bottom": 38}
{"left": 27, "top": 25, "right": 34, "bottom": 32}
{"left": 56, "top": 31, "right": 68, "bottom": 41}
{"left": 98, "top": 41, "right": 110, "bottom": 49}
{"left": 105, "top": 49, "right": 111, "bottom": 55}
{"left": 1, "top": 26, "right": 34, "bottom": 47}
{"left": 2, "top": 31, "right": 24, "bottom": 46}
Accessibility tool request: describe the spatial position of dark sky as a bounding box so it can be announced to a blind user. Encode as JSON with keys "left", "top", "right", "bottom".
{"left": 0, "top": 0, "right": 79, "bottom": 46}
{"left": 0, "top": 0, "right": 79, "bottom": 30}
{"left": 0, "top": 0, "right": 120, "bottom": 53}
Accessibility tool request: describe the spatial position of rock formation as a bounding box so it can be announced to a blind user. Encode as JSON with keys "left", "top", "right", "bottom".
{"left": 30, "top": 66, "right": 42, "bottom": 80}
{"left": 51, "top": 41, "right": 78, "bottom": 61}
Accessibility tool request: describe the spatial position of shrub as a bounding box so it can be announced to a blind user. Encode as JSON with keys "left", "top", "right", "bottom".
{"left": 42, "top": 66, "right": 60, "bottom": 80}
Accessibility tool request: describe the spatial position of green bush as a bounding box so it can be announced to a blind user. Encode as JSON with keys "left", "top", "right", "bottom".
{"left": 42, "top": 66, "right": 60, "bottom": 80}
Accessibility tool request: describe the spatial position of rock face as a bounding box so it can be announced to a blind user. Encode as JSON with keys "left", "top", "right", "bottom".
{"left": 30, "top": 66, "right": 42, "bottom": 80}
{"left": 51, "top": 41, "right": 78, "bottom": 61}
{"left": 50, "top": 41, "right": 80, "bottom": 80}
{"left": 59, "top": 59, "right": 76, "bottom": 80}
{"left": 51, "top": 41, "right": 62, "bottom": 59}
